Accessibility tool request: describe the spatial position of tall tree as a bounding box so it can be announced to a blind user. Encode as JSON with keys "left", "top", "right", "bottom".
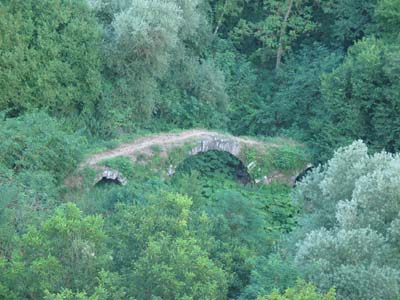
{"left": 317, "top": 37, "right": 400, "bottom": 155}
{"left": 294, "top": 141, "right": 400, "bottom": 300}
{"left": 214, "top": 0, "right": 317, "bottom": 67}
{"left": 0, "top": 0, "right": 102, "bottom": 124}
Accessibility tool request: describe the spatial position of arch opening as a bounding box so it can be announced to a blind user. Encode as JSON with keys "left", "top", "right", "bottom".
{"left": 95, "top": 177, "right": 124, "bottom": 186}
{"left": 93, "top": 169, "right": 127, "bottom": 187}
{"left": 294, "top": 165, "right": 314, "bottom": 185}
{"left": 174, "top": 150, "right": 253, "bottom": 185}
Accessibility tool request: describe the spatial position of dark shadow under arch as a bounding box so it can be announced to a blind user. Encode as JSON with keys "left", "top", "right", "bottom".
{"left": 95, "top": 177, "right": 124, "bottom": 186}
{"left": 93, "top": 168, "right": 127, "bottom": 186}
{"left": 175, "top": 150, "right": 253, "bottom": 185}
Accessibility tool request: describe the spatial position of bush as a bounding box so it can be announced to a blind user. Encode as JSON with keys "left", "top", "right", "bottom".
{"left": 0, "top": 0, "right": 101, "bottom": 124}
{"left": 317, "top": 37, "right": 400, "bottom": 157}
{"left": 258, "top": 280, "right": 335, "bottom": 300}
{"left": 0, "top": 112, "right": 84, "bottom": 180}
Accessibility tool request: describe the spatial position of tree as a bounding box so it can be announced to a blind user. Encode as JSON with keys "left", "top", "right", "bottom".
{"left": 43, "top": 271, "right": 126, "bottom": 300}
{"left": 89, "top": 0, "right": 227, "bottom": 130}
{"left": 317, "top": 37, "right": 400, "bottom": 157}
{"left": 239, "top": 255, "right": 301, "bottom": 299}
{"left": 258, "top": 280, "right": 335, "bottom": 300}
{"left": 155, "top": 57, "right": 229, "bottom": 129}
{"left": 213, "top": 39, "right": 262, "bottom": 135}
{"left": 319, "top": 0, "right": 377, "bottom": 48}
{"left": 294, "top": 141, "right": 400, "bottom": 300}
{"left": 374, "top": 0, "right": 400, "bottom": 38}
{"left": 251, "top": 44, "right": 342, "bottom": 140}
{"left": 0, "top": 204, "right": 110, "bottom": 300}
{"left": 227, "top": 0, "right": 317, "bottom": 67}
{"left": 110, "top": 193, "right": 229, "bottom": 300}
{"left": 131, "top": 236, "right": 227, "bottom": 300}
{"left": 0, "top": 0, "right": 102, "bottom": 126}
{"left": 210, "top": 0, "right": 245, "bottom": 37}
{"left": 0, "top": 112, "right": 83, "bottom": 180}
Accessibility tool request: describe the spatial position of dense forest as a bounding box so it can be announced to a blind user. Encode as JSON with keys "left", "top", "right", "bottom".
{"left": 1, "top": 0, "right": 400, "bottom": 299}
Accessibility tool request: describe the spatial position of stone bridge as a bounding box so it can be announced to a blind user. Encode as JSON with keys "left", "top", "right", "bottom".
{"left": 79, "top": 130, "right": 310, "bottom": 186}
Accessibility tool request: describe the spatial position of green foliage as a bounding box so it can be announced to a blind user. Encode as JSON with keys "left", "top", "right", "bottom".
{"left": 0, "top": 203, "right": 110, "bottom": 300}
{"left": 175, "top": 150, "right": 250, "bottom": 182}
{"left": 100, "top": 0, "right": 184, "bottom": 125}
{"left": 170, "top": 150, "right": 298, "bottom": 298}
{"left": 211, "top": 0, "right": 317, "bottom": 66}
{"left": 0, "top": 0, "right": 102, "bottom": 127}
{"left": 317, "top": 37, "right": 400, "bottom": 157}
{"left": 251, "top": 45, "right": 343, "bottom": 141}
{"left": 294, "top": 140, "right": 370, "bottom": 229}
{"left": 375, "top": 0, "right": 400, "bottom": 38}
{"left": 319, "top": 0, "right": 377, "bottom": 48}
{"left": 155, "top": 57, "right": 229, "bottom": 129}
{"left": 110, "top": 193, "right": 229, "bottom": 300}
{"left": 91, "top": 0, "right": 228, "bottom": 131}
{"left": 271, "top": 145, "right": 309, "bottom": 171}
{"left": 293, "top": 141, "right": 400, "bottom": 300}
{"left": 43, "top": 271, "right": 126, "bottom": 300}
{"left": 240, "top": 143, "right": 309, "bottom": 179}
{"left": 173, "top": 150, "right": 297, "bottom": 233}
{"left": 258, "top": 280, "right": 335, "bottom": 300}
{"left": 0, "top": 112, "right": 83, "bottom": 237}
{"left": 207, "top": 190, "right": 269, "bottom": 247}
{"left": 131, "top": 236, "right": 228, "bottom": 300}
{"left": 0, "top": 112, "right": 84, "bottom": 180}
{"left": 99, "top": 156, "right": 135, "bottom": 179}
{"left": 0, "top": 170, "right": 59, "bottom": 234}
{"left": 240, "top": 255, "right": 301, "bottom": 299}
{"left": 111, "top": 0, "right": 183, "bottom": 77}
{"left": 213, "top": 39, "right": 264, "bottom": 135}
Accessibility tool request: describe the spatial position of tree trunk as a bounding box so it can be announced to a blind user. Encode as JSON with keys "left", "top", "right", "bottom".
{"left": 276, "top": 0, "right": 294, "bottom": 70}
{"left": 213, "top": 0, "right": 229, "bottom": 37}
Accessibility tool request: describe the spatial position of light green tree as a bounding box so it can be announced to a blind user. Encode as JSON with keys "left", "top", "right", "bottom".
{"left": 258, "top": 280, "right": 335, "bottom": 300}
{"left": 0, "top": 203, "right": 111, "bottom": 300}
{"left": 295, "top": 141, "right": 400, "bottom": 300}
{"left": 110, "top": 193, "right": 229, "bottom": 300}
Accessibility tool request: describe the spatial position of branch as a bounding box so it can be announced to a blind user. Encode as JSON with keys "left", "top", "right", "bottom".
{"left": 213, "top": 0, "right": 229, "bottom": 37}
{"left": 276, "top": 0, "right": 294, "bottom": 70}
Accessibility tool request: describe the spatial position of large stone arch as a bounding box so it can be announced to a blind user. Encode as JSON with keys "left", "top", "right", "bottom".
{"left": 173, "top": 147, "right": 253, "bottom": 184}
{"left": 166, "top": 136, "right": 248, "bottom": 178}
{"left": 189, "top": 137, "right": 242, "bottom": 158}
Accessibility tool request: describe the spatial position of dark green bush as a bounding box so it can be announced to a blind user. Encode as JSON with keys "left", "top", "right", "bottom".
{"left": 0, "top": 112, "right": 84, "bottom": 180}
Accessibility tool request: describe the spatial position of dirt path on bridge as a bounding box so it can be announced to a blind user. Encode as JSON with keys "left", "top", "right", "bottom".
{"left": 85, "top": 129, "right": 265, "bottom": 166}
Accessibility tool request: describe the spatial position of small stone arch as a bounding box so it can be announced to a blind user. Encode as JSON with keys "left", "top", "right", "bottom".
{"left": 94, "top": 168, "right": 127, "bottom": 186}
